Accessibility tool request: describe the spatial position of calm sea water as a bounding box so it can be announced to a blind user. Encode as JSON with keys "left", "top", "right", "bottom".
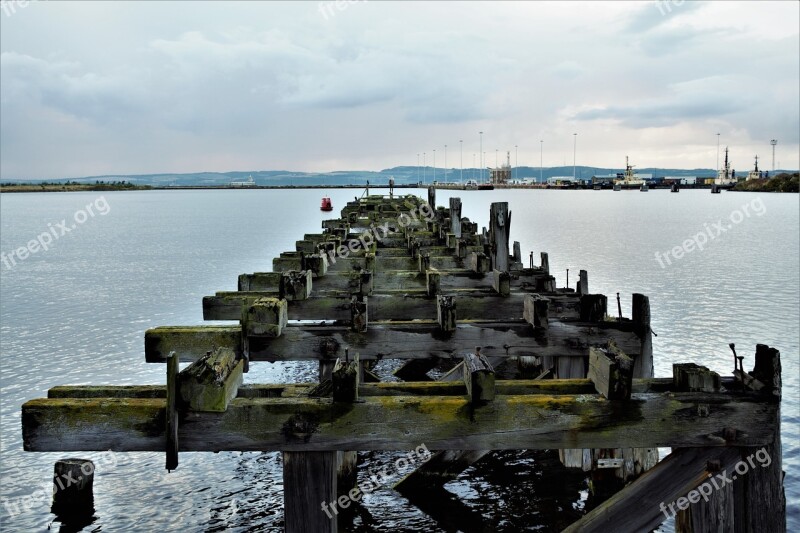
{"left": 1, "top": 188, "right": 797, "bottom": 532}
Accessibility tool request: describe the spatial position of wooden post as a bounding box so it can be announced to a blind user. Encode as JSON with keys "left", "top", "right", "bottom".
{"left": 51, "top": 459, "right": 94, "bottom": 519}
{"left": 243, "top": 297, "right": 287, "bottom": 338}
{"left": 426, "top": 269, "right": 440, "bottom": 296}
{"left": 577, "top": 270, "right": 588, "bottom": 295}
{"left": 427, "top": 185, "right": 436, "bottom": 209}
{"left": 588, "top": 342, "right": 633, "bottom": 400}
{"left": 489, "top": 202, "right": 510, "bottom": 272}
{"left": 418, "top": 253, "right": 431, "bottom": 273}
{"left": 365, "top": 252, "right": 376, "bottom": 274}
{"left": 580, "top": 294, "right": 607, "bottom": 322}
{"left": 437, "top": 295, "right": 457, "bottom": 332}
{"left": 178, "top": 347, "right": 243, "bottom": 412}
{"left": 463, "top": 349, "right": 495, "bottom": 404}
{"left": 280, "top": 270, "right": 312, "bottom": 300}
{"left": 492, "top": 270, "right": 510, "bottom": 296}
{"left": 523, "top": 294, "right": 549, "bottom": 330}
{"left": 672, "top": 363, "right": 721, "bottom": 392}
{"left": 350, "top": 295, "right": 368, "bottom": 332}
{"left": 332, "top": 356, "right": 359, "bottom": 403}
{"left": 540, "top": 252, "right": 550, "bottom": 275}
{"left": 468, "top": 251, "right": 490, "bottom": 274}
{"left": 449, "top": 197, "right": 462, "bottom": 238}
{"left": 632, "top": 294, "right": 654, "bottom": 379}
{"left": 513, "top": 241, "right": 522, "bottom": 264}
{"left": 283, "top": 451, "right": 337, "bottom": 533}
{"left": 166, "top": 351, "right": 179, "bottom": 471}
{"left": 359, "top": 271, "right": 373, "bottom": 296}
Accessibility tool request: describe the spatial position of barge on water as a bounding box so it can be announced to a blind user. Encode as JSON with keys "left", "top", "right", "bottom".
{"left": 21, "top": 189, "right": 785, "bottom": 532}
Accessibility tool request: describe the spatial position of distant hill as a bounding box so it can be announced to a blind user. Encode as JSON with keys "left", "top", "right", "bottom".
{"left": 4, "top": 166, "right": 796, "bottom": 187}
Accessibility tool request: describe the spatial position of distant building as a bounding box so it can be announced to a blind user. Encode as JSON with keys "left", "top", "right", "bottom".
{"left": 715, "top": 147, "right": 737, "bottom": 186}
{"left": 489, "top": 151, "right": 512, "bottom": 185}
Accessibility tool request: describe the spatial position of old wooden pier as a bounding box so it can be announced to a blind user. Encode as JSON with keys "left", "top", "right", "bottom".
{"left": 22, "top": 189, "right": 785, "bottom": 532}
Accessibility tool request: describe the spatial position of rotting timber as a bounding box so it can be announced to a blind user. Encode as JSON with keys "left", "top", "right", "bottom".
{"left": 21, "top": 189, "right": 785, "bottom": 532}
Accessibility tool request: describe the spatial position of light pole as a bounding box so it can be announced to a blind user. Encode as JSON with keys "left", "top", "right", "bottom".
{"left": 495, "top": 148, "right": 498, "bottom": 168}
{"left": 515, "top": 144, "right": 518, "bottom": 182}
{"left": 540, "top": 140, "right": 543, "bottom": 183}
{"left": 417, "top": 153, "right": 420, "bottom": 183}
{"left": 573, "top": 133, "right": 577, "bottom": 181}
{"left": 716, "top": 133, "right": 721, "bottom": 172}
{"left": 444, "top": 144, "right": 447, "bottom": 182}
{"left": 433, "top": 149, "right": 436, "bottom": 182}
{"left": 423, "top": 152, "right": 426, "bottom": 184}
{"left": 473, "top": 153, "right": 476, "bottom": 179}
{"left": 479, "top": 131, "right": 483, "bottom": 182}
{"left": 770, "top": 139, "right": 777, "bottom": 171}
{"left": 460, "top": 140, "right": 463, "bottom": 183}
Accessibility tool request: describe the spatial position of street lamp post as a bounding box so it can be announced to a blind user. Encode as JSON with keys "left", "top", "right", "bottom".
{"left": 540, "top": 140, "right": 543, "bottom": 183}
{"left": 716, "top": 133, "right": 721, "bottom": 172}
{"left": 573, "top": 133, "right": 577, "bottom": 181}
{"left": 444, "top": 144, "right": 447, "bottom": 183}
{"left": 515, "top": 144, "right": 518, "bottom": 182}
{"left": 460, "top": 140, "right": 463, "bottom": 183}
{"left": 423, "top": 152, "right": 426, "bottom": 184}
{"left": 417, "top": 153, "right": 420, "bottom": 184}
{"left": 479, "top": 131, "right": 483, "bottom": 182}
{"left": 433, "top": 149, "right": 436, "bottom": 182}
{"left": 770, "top": 139, "right": 777, "bottom": 171}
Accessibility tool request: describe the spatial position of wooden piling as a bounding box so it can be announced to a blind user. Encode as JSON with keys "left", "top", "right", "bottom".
{"left": 51, "top": 458, "right": 94, "bottom": 519}
{"left": 437, "top": 295, "right": 457, "bottom": 332}
{"left": 283, "top": 451, "right": 337, "bottom": 533}
{"left": 489, "top": 202, "right": 510, "bottom": 272}
{"left": 449, "top": 197, "right": 462, "bottom": 238}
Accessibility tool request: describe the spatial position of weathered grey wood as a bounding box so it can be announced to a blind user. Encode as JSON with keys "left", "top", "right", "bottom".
{"left": 350, "top": 296, "right": 367, "bottom": 332}
{"left": 449, "top": 198, "right": 462, "bottom": 238}
{"left": 428, "top": 186, "right": 436, "bottom": 209}
{"left": 580, "top": 294, "right": 607, "bottom": 322}
{"left": 426, "top": 269, "right": 440, "bottom": 296}
{"left": 673, "top": 363, "right": 721, "bottom": 392}
{"left": 632, "top": 293, "right": 654, "bottom": 378}
{"left": 489, "top": 202, "right": 510, "bottom": 272}
{"left": 513, "top": 241, "right": 521, "bottom": 264}
{"left": 752, "top": 343, "right": 782, "bottom": 399}
{"left": 359, "top": 271, "right": 373, "bottom": 296}
{"left": 146, "top": 320, "right": 644, "bottom": 363}
{"left": 523, "top": 294, "right": 549, "bottom": 330}
{"left": 166, "top": 351, "right": 179, "bottom": 471}
{"left": 577, "top": 270, "right": 588, "bottom": 295}
{"left": 436, "top": 295, "right": 457, "bottom": 332}
{"left": 468, "top": 251, "right": 490, "bottom": 273}
{"left": 51, "top": 458, "right": 94, "bottom": 518}
{"left": 242, "top": 297, "right": 287, "bottom": 338}
{"left": 394, "top": 449, "right": 488, "bottom": 494}
{"left": 492, "top": 269, "right": 510, "bottom": 296}
{"left": 280, "top": 270, "right": 312, "bottom": 300}
{"left": 563, "top": 447, "right": 742, "bottom": 533}
{"left": 178, "top": 348, "right": 243, "bottom": 412}
{"left": 22, "top": 389, "right": 778, "bottom": 452}
{"left": 588, "top": 343, "right": 633, "bottom": 400}
{"left": 463, "top": 350, "right": 495, "bottom": 404}
{"left": 540, "top": 252, "right": 550, "bottom": 274}
{"left": 283, "top": 451, "right": 337, "bottom": 533}
{"left": 332, "top": 357, "right": 359, "bottom": 403}
{"left": 336, "top": 450, "right": 359, "bottom": 501}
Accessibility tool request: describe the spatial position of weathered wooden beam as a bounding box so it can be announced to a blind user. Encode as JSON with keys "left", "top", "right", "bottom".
{"left": 178, "top": 348, "right": 243, "bottom": 412}
{"left": 350, "top": 296, "right": 367, "bottom": 332}
{"left": 242, "top": 298, "right": 287, "bottom": 338}
{"left": 540, "top": 252, "right": 550, "bottom": 275}
{"left": 588, "top": 343, "right": 633, "bottom": 400}
{"left": 577, "top": 269, "right": 588, "bottom": 295}
{"left": 512, "top": 241, "right": 521, "bottom": 264}
{"left": 580, "top": 294, "right": 607, "bottom": 322}
{"left": 463, "top": 349, "right": 495, "bottom": 404}
{"left": 22, "top": 389, "right": 778, "bottom": 452}
{"left": 562, "top": 447, "right": 742, "bottom": 533}
{"left": 283, "top": 451, "right": 337, "bottom": 533}
{"left": 523, "top": 294, "right": 549, "bottom": 330}
{"left": 145, "top": 320, "right": 644, "bottom": 363}
{"left": 468, "top": 251, "right": 490, "bottom": 274}
{"left": 492, "top": 269, "right": 510, "bottom": 296}
{"left": 426, "top": 269, "right": 440, "bottom": 296}
{"left": 673, "top": 363, "right": 721, "bottom": 392}
{"left": 632, "top": 293, "right": 654, "bottom": 378}
{"left": 280, "top": 270, "right": 312, "bottom": 301}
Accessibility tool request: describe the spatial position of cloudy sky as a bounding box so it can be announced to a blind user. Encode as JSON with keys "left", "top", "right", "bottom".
{"left": 1, "top": 0, "right": 798, "bottom": 179}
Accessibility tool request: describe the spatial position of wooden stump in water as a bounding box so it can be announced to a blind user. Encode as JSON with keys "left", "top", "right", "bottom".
{"left": 51, "top": 458, "right": 94, "bottom": 519}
